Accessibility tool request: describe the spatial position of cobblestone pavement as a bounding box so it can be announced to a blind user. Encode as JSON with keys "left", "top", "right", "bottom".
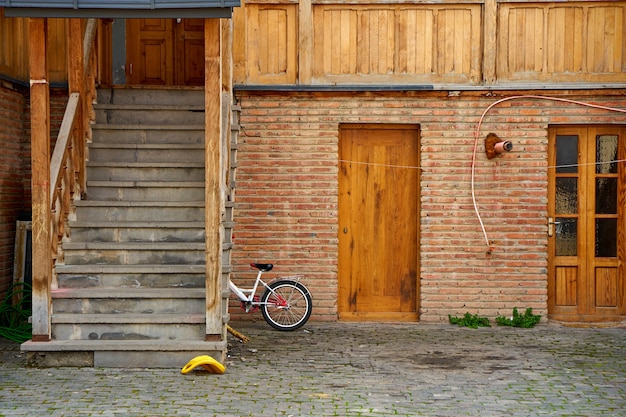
{"left": 1, "top": 321, "right": 625, "bottom": 416}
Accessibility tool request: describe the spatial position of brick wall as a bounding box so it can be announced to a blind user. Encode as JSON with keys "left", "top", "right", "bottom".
{"left": 232, "top": 89, "right": 626, "bottom": 323}
{"left": 0, "top": 82, "right": 28, "bottom": 296}
{"left": 0, "top": 81, "right": 67, "bottom": 297}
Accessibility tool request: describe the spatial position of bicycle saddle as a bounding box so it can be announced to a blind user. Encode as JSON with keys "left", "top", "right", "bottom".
{"left": 250, "top": 263, "right": 273, "bottom": 272}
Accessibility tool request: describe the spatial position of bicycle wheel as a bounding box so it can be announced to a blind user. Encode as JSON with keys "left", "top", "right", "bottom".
{"left": 261, "top": 280, "right": 312, "bottom": 331}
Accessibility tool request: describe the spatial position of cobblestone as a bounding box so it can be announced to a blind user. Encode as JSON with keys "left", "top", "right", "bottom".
{"left": 1, "top": 321, "right": 625, "bottom": 416}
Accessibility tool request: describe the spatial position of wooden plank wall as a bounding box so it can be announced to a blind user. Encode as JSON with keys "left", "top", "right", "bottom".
{"left": 0, "top": 11, "right": 67, "bottom": 83}
{"left": 233, "top": 0, "right": 626, "bottom": 86}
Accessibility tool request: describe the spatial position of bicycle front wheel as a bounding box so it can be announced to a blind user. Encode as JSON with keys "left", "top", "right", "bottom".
{"left": 261, "top": 280, "right": 312, "bottom": 331}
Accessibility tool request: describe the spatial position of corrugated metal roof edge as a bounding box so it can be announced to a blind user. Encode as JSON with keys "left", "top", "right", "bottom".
{"left": 2, "top": 6, "right": 235, "bottom": 18}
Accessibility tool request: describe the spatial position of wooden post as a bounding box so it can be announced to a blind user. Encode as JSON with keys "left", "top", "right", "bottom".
{"left": 483, "top": 0, "right": 498, "bottom": 85}
{"left": 67, "top": 18, "right": 85, "bottom": 195}
{"left": 298, "top": 0, "right": 313, "bottom": 84}
{"left": 29, "top": 18, "right": 52, "bottom": 341}
{"left": 205, "top": 18, "right": 224, "bottom": 338}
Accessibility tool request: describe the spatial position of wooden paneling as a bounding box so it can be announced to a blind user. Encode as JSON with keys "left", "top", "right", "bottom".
{"left": 0, "top": 13, "right": 67, "bottom": 83}
{"left": 0, "top": 11, "right": 28, "bottom": 80}
{"left": 245, "top": 3, "right": 297, "bottom": 83}
{"left": 595, "top": 267, "right": 617, "bottom": 307}
{"left": 498, "top": 2, "right": 626, "bottom": 82}
{"left": 232, "top": 1, "right": 626, "bottom": 87}
{"left": 555, "top": 267, "right": 577, "bottom": 306}
{"left": 312, "top": 4, "right": 482, "bottom": 84}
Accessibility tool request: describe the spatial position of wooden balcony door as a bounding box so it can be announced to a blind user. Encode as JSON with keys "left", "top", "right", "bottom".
{"left": 338, "top": 124, "right": 420, "bottom": 321}
{"left": 548, "top": 126, "right": 626, "bottom": 323}
{"left": 126, "top": 18, "right": 204, "bottom": 86}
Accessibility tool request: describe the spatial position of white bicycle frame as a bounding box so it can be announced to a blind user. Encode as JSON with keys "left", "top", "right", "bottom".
{"left": 228, "top": 268, "right": 305, "bottom": 312}
{"left": 228, "top": 268, "right": 270, "bottom": 306}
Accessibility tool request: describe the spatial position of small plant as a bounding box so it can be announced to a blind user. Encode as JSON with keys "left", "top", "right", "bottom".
{"left": 496, "top": 307, "right": 541, "bottom": 328}
{"left": 448, "top": 312, "right": 491, "bottom": 328}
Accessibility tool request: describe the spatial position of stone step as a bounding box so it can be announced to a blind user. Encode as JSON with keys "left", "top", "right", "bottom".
{"left": 52, "top": 288, "right": 205, "bottom": 314}
{"left": 62, "top": 242, "right": 205, "bottom": 265}
{"left": 97, "top": 87, "right": 205, "bottom": 107}
{"left": 85, "top": 181, "right": 204, "bottom": 202}
{"left": 94, "top": 105, "right": 205, "bottom": 126}
{"left": 22, "top": 339, "right": 226, "bottom": 368}
{"left": 87, "top": 162, "right": 204, "bottom": 182}
{"left": 55, "top": 264, "right": 206, "bottom": 288}
{"left": 74, "top": 200, "right": 205, "bottom": 222}
{"left": 68, "top": 220, "right": 205, "bottom": 243}
{"left": 51, "top": 317, "right": 206, "bottom": 341}
{"left": 91, "top": 124, "right": 205, "bottom": 145}
{"left": 88, "top": 143, "right": 205, "bottom": 164}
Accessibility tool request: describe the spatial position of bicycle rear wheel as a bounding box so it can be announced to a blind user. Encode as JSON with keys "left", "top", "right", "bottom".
{"left": 261, "top": 280, "right": 312, "bottom": 331}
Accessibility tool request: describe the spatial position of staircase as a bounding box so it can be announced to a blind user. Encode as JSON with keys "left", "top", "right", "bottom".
{"left": 24, "top": 87, "right": 231, "bottom": 368}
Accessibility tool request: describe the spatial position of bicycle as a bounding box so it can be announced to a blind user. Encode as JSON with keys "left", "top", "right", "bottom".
{"left": 228, "top": 263, "right": 313, "bottom": 331}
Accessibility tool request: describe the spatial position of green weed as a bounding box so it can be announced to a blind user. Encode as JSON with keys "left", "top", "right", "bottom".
{"left": 496, "top": 307, "right": 541, "bottom": 328}
{"left": 448, "top": 312, "right": 491, "bottom": 328}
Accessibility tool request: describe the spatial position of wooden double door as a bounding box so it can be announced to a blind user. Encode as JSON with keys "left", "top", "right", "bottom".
{"left": 548, "top": 126, "right": 626, "bottom": 323}
{"left": 126, "top": 19, "right": 205, "bottom": 86}
{"left": 338, "top": 125, "right": 420, "bottom": 321}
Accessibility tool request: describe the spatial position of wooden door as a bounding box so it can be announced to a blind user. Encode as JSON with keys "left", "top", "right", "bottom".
{"left": 338, "top": 124, "right": 420, "bottom": 321}
{"left": 126, "top": 19, "right": 204, "bottom": 86}
{"left": 548, "top": 126, "right": 626, "bottom": 323}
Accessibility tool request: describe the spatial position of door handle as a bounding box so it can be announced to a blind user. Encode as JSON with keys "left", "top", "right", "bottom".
{"left": 547, "top": 217, "right": 561, "bottom": 237}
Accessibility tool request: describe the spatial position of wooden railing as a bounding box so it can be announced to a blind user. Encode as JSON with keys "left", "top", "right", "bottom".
{"left": 49, "top": 18, "right": 97, "bottom": 284}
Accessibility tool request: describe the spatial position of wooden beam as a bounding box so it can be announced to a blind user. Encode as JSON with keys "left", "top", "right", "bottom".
{"left": 298, "top": 0, "right": 313, "bottom": 84}
{"left": 205, "top": 18, "right": 224, "bottom": 337}
{"left": 483, "top": 0, "right": 498, "bottom": 84}
{"left": 29, "top": 17, "right": 52, "bottom": 341}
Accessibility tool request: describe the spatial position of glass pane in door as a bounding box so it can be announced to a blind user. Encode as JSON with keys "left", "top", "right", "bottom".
{"left": 595, "top": 218, "right": 617, "bottom": 257}
{"left": 555, "top": 218, "right": 577, "bottom": 256}
{"left": 596, "top": 178, "right": 617, "bottom": 214}
{"left": 556, "top": 178, "right": 578, "bottom": 214}
{"left": 596, "top": 135, "right": 618, "bottom": 174}
{"left": 556, "top": 135, "right": 578, "bottom": 173}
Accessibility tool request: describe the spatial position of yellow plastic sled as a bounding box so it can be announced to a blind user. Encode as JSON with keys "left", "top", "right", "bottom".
{"left": 181, "top": 355, "right": 226, "bottom": 374}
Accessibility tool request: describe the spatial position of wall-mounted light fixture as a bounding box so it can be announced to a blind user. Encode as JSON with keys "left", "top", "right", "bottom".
{"left": 484, "top": 133, "right": 513, "bottom": 159}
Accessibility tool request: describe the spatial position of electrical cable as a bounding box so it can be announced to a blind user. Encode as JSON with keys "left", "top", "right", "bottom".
{"left": 472, "top": 95, "right": 626, "bottom": 254}
{"left": 0, "top": 282, "right": 32, "bottom": 343}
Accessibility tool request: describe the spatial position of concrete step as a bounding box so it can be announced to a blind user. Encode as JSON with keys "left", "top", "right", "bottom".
{"left": 87, "top": 162, "right": 204, "bottom": 182}
{"left": 74, "top": 200, "right": 205, "bottom": 222}
{"left": 62, "top": 242, "right": 205, "bottom": 265}
{"left": 97, "top": 87, "right": 205, "bottom": 107}
{"left": 91, "top": 124, "right": 204, "bottom": 145}
{"left": 22, "top": 339, "right": 226, "bottom": 368}
{"left": 88, "top": 143, "right": 205, "bottom": 164}
{"left": 51, "top": 317, "right": 206, "bottom": 341}
{"left": 85, "top": 181, "right": 204, "bottom": 202}
{"left": 68, "top": 220, "right": 205, "bottom": 243}
{"left": 51, "top": 288, "right": 206, "bottom": 314}
{"left": 94, "top": 105, "right": 205, "bottom": 126}
{"left": 55, "top": 264, "right": 206, "bottom": 288}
